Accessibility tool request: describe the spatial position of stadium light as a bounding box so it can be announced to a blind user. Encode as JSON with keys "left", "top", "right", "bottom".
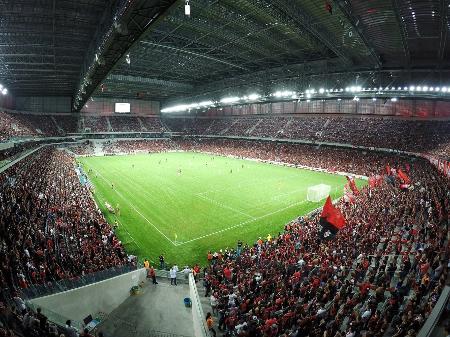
{"left": 185, "top": 0, "right": 190, "bottom": 16}
{"left": 125, "top": 54, "right": 131, "bottom": 65}
{"left": 372, "top": 97, "right": 377, "bottom": 101}
{"left": 198, "top": 101, "right": 213, "bottom": 106}
{"left": 422, "top": 86, "right": 429, "bottom": 92}
{"left": 319, "top": 88, "right": 325, "bottom": 94}
{"left": 1, "top": 88, "right": 7, "bottom": 95}
{"left": 353, "top": 96, "right": 359, "bottom": 101}
{"left": 247, "top": 94, "right": 260, "bottom": 100}
{"left": 274, "top": 90, "right": 294, "bottom": 97}
{"left": 220, "top": 97, "right": 240, "bottom": 104}
{"left": 0, "top": 84, "right": 3, "bottom": 90}
{"left": 442, "top": 87, "right": 448, "bottom": 92}
{"left": 409, "top": 85, "right": 415, "bottom": 91}
{"left": 391, "top": 97, "right": 398, "bottom": 102}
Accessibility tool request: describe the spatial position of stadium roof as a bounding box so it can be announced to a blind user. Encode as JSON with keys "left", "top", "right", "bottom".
{"left": 1, "top": 0, "right": 449, "bottom": 109}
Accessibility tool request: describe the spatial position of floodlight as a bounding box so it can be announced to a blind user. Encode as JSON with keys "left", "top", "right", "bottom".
{"left": 185, "top": 0, "right": 190, "bottom": 16}
{"left": 391, "top": 97, "right": 397, "bottom": 102}
{"left": 247, "top": 94, "right": 260, "bottom": 100}
{"left": 2, "top": 88, "right": 7, "bottom": 95}
{"left": 220, "top": 97, "right": 240, "bottom": 104}
{"left": 319, "top": 88, "right": 325, "bottom": 94}
{"left": 372, "top": 97, "right": 377, "bottom": 101}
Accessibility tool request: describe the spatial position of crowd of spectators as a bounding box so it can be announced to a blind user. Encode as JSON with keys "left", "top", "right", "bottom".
{"left": 55, "top": 116, "right": 78, "bottom": 134}
{"left": 2, "top": 112, "right": 449, "bottom": 161}
{"left": 13, "top": 115, "right": 59, "bottom": 137}
{"left": 164, "top": 116, "right": 450, "bottom": 160}
{"left": 82, "top": 116, "right": 109, "bottom": 133}
{"left": 68, "top": 142, "right": 95, "bottom": 156}
{"left": 141, "top": 117, "right": 165, "bottom": 132}
{"left": 0, "top": 147, "right": 131, "bottom": 297}
{"left": 109, "top": 116, "right": 142, "bottom": 132}
{"left": 101, "top": 139, "right": 176, "bottom": 154}
{"left": 199, "top": 151, "right": 449, "bottom": 337}
{"left": 0, "top": 112, "right": 81, "bottom": 141}
{"left": 0, "top": 112, "right": 38, "bottom": 141}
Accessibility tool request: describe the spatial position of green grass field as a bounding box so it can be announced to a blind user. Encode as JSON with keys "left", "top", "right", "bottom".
{"left": 77, "top": 152, "right": 365, "bottom": 267}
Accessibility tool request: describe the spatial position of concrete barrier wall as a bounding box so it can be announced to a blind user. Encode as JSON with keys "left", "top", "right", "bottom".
{"left": 189, "top": 274, "right": 209, "bottom": 337}
{"left": 30, "top": 268, "right": 147, "bottom": 323}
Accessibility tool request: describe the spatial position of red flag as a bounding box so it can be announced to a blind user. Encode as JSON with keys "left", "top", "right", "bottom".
{"left": 346, "top": 176, "right": 359, "bottom": 195}
{"left": 321, "top": 196, "right": 346, "bottom": 229}
{"left": 398, "top": 169, "right": 411, "bottom": 184}
{"left": 320, "top": 195, "right": 334, "bottom": 218}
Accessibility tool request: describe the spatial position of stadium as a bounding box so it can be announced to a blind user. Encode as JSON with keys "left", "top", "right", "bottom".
{"left": 0, "top": 1, "right": 449, "bottom": 337}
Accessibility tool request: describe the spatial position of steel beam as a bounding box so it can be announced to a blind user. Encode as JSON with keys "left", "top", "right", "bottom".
{"left": 331, "top": 0, "right": 381, "bottom": 67}
{"left": 438, "top": 0, "right": 449, "bottom": 62}
{"left": 391, "top": 0, "right": 411, "bottom": 63}
{"left": 73, "top": 0, "right": 179, "bottom": 111}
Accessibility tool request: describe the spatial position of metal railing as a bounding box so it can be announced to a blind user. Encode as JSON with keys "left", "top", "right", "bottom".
{"left": 20, "top": 264, "right": 140, "bottom": 300}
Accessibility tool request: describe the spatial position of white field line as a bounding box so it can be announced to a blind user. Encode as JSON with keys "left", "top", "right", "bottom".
{"left": 175, "top": 199, "right": 307, "bottom": 246}
{"left": 90, "top": 167, "right": 177, "bottom": 246}
{"left": 115, "top": 217, "right": 142, "bottom": 250}
{"left": 196, "top": 193, "right": 256, "bottom": 220}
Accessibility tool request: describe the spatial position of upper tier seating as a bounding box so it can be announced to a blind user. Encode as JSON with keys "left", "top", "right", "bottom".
{"left": 164, "top": 116, "right": 450, "bottom": 159}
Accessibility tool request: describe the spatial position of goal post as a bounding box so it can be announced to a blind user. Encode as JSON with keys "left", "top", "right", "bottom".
{"left": 307, "top": 184, "right": 331, "bottom": 202}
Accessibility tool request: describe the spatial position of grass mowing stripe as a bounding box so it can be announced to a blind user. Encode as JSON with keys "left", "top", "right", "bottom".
{"left": 176, "top": 199, "right": 307, "bottom": 246}
{"left": 195, "top": 194, "right": 257, "bottom": 219}
{"left": 90, "top": 166, "right": 176, "bottom": 246}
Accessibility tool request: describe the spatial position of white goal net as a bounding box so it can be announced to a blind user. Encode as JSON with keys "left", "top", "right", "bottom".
{"left": 307, "top": 184, "right": 331, "bottom": 202}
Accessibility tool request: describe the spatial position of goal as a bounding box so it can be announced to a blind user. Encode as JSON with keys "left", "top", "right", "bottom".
{"left": 307, "top": 184, "right": 331, "bottom": 202}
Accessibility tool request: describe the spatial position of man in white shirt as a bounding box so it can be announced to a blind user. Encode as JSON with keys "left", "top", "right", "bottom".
{"left": 170, "top": 266, "right": 177, "bottom": 286}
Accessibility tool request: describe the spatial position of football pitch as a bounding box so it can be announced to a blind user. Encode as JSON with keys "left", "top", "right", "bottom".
{"left": 78, "top": 152, "right": 366, "bottom": 266}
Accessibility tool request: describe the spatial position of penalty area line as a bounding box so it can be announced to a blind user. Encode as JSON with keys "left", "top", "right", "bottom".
{"left": 175, "top": 199, "right": 308, "bottom": 246}
{"left": 89, "top": 167, "right": 177, "bottom": 246}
